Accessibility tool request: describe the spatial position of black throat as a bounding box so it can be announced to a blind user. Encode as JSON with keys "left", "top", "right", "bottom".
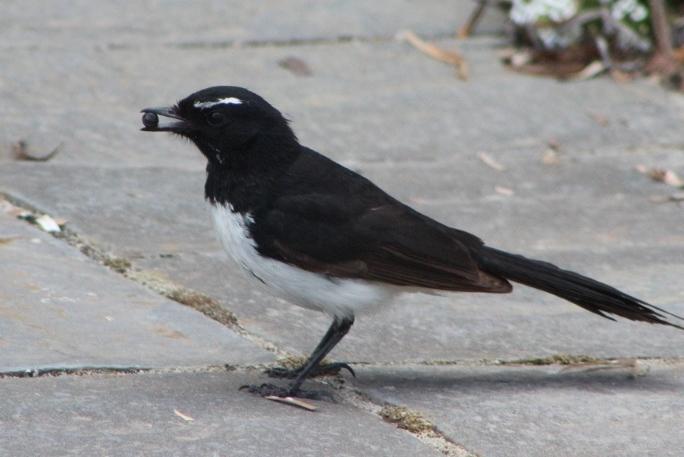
{"left": 203, "top": 130, "right": 300, "bottom": 213}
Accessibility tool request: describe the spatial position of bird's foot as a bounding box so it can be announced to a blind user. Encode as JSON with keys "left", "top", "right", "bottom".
{"left": 265, "top": 362, "right": 355, "bottom": 379}
{"left": 239, "top": 383, "right": 333, "bottom": 401}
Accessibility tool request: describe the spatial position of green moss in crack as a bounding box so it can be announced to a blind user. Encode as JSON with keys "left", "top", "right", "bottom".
{"left": 504, "top": 354, "right": 602, "bottom": 366}
{"left": 379, "top": 406, "right": 434, "bottom": 434}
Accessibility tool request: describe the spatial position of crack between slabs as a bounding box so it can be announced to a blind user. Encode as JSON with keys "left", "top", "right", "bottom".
{"left": 0, "top": 364, "right": 272, "bottom": 380}
{"left": 3, "top": 31, "right": 461, "bottom": 52}
{"left": 0, "top": 192, "right": 291, "bottom": 360}
{"left": 337, "top": 387, "right": 479, "bottom": 457}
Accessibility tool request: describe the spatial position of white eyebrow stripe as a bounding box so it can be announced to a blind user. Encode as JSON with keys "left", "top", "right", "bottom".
{"left": 193, "top": 97, "right": 243, "bottom": 109}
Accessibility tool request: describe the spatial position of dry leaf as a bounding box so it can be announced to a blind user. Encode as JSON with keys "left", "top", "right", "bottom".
{"left": 570, "top": 60, "right": 606, "bottom": 81}
{"left": 398, "top": 30, "right": 468, "bottom": 80}
{"left": 656, "top": 170, "right": 684, "bottom": 187}
{"left": 277, "top": 57, "right": 312, "bottom": 77}
{"left": 636, "top": 165, "right": 684, "bottom": 188}
{"left": 35, "top": 215, "right": 61, "bottom": 233}
{"left": 478, "top": 152, "right": 505, "bottom": 171}
{"left": 265, "top": 395, "right": 318, "bottom": 411}
{"left": 495, "top": 186, "right": 514, "bottom": 196}
{"left": 174, "top": 409, "right": 194, "bottom": 421}
{"left": 506, "top": 50, "right": 533, "bottom": 68}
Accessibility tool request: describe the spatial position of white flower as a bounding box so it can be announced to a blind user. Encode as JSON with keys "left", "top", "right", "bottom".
{"left": 611, "top": 0, "right": 648, "bottom": 23}
{"left": 629, "top": 4, "right": 648, "bottom": 22}
{"left": 510, "top": 0, "right": 578, "bottom": 25}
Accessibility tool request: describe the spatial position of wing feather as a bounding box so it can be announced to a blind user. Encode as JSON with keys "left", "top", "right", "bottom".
{"left": 254, "top": 196, "right": 511, "bottom": 293}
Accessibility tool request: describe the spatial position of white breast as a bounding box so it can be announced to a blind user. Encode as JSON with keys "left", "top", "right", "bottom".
{"left": 210, "top": 203, "right": 397, "bottom": 319}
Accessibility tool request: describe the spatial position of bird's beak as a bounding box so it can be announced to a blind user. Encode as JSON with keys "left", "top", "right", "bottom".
{"left": 140, "top": 106, "right": 191, "bottom": 133}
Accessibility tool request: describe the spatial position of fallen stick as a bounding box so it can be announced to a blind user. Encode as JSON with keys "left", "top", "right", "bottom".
{"left": 398, "top": 30, "right": 469, "bottom": 80}
{"left": 457, "top": 0, "right": 488, "bottom": 38}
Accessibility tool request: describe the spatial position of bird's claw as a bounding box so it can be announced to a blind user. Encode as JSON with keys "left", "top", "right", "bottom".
{"left": 313, "top": 361, "right": 355, "bottom": 378}
{"left": 239, "top": 383, "right": 292, "bottom": 398}
{"left": 239, "top": 383, "right": 333, "bottom": 400}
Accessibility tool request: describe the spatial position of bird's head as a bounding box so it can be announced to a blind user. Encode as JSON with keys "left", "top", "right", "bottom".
{"left": 141, "top": 86, "right": 297, "bottom": 166}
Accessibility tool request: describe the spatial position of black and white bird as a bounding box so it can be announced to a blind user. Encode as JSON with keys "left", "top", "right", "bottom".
{"left": 142, "top": 86, "right": 683, "bottom": 398}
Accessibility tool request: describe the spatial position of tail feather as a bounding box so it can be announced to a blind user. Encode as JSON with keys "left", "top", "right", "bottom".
{"left": 477, "top": 246, "right": 684, "bottom": 330}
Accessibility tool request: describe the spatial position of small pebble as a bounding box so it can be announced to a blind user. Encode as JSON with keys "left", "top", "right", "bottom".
{"left": 142, "top": 112, "right": 159, "bottom": 128}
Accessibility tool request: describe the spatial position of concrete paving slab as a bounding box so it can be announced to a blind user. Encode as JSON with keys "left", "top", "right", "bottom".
{"left": 2, "top": 39, "right": 684, "bottom": 169}
{"left": 0, "top": 370, "right": 441, "bottom": 457}
{"left": 4, "top": 3, "right": 683, "bottom": 456}
{"left": 0, "top": 212, "right": 273, "bottom": 372}
{"left": 354, "top": 363, "right": 684, "bottom": 457}
{"left": 1, "top": 159, "right": 682, "bottom": 363}
{"left": 1, "top": 0, "right": 505, "bottom": 48}
{"left": 135, "top": 248, "right": 684, "bottom": 362}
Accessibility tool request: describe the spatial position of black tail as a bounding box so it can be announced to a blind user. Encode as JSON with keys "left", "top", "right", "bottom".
{"left": 477, "top": 246, "right": 684, "bottom": 330}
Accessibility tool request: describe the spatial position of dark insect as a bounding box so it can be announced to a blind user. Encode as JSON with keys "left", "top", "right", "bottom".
{"left": 142, "top": 112, "right": 159, "bottom": 128}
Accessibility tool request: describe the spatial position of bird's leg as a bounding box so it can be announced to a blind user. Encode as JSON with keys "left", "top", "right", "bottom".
{"left": 242, "top": 316, "right": 354, "bottom": 399}
{"left": 266, "top": 318, "right": 355, "bottom": 379}
{"left": 286, "top": 316, "right": 354, "bottom": 395}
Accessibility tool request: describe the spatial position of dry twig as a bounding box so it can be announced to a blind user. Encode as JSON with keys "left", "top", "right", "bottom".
{"left": 12, "top": 140, "right": 61, "bottom": 162}
{"left": 478, "top": 152, "right": 506, "bottom": 171}
{"left": 458, "top": 0, "right": 489, "bottom": 38}
{"left": 173, "top": 409, "right": 194, "bottom": 422}
{"left": 399, "top": 30, "right": 469, "bottom": 80}
{"left": 265, "top": 395, "right": 318, "bottom": 411}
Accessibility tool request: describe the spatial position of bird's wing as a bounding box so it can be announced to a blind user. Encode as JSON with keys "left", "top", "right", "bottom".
{"left": 251, "top": 193, "right": 511, "bottom": 293}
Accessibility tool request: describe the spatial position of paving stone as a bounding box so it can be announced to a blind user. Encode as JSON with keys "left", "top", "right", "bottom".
{"left": 354, "top": 363, "right": 684, "bottom": 457}
{"left": 2, "top": 39, "right": 683, "bottom": 169}
{"left": 0, "top": 370, "right": 441, "bottom": 457}
{"left": 2, "top": 159, "right": 682, "bottom": 364}
{"left": 1, "top": 0, "right": 505, "bottom": 48}
{"left": 5, "top": 3, "right": 683, "bottom": 455}
{"left": 0, "top": 212, "right": 273, "bottom": 372}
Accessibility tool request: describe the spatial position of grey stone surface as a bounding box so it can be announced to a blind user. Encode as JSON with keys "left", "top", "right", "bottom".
{"left": 0, "top": 370, "right": 441, "bottom": 457}
{"left": 2, "top": 38, "right": 684, "bottom": 170}
{"left": 2, "top": 156, "right": 682, "bottom": 363}
{"left": 354, "top": 362, "right": 684, "bottom": 457}
{"left": 1, "top": 0, "right": 504, "bottom": 48}
{"left": 3, "top": 2, "right": 684, "bottom": 456}
{"left": 0, "top": 212, "right": 273, "bottom": 372}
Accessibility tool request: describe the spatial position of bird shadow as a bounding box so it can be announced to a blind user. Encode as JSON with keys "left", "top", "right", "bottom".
{"left": 353, "top": 363, "right": 682, "bottom": 395}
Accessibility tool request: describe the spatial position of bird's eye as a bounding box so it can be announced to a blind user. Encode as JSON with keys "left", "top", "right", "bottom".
{"left": 207, "top": 111, "right": 227, "bottom": 126}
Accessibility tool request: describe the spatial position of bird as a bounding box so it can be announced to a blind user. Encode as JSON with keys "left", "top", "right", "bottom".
{"left": 141, "top": 86, "right": 683, "bottom": 398}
